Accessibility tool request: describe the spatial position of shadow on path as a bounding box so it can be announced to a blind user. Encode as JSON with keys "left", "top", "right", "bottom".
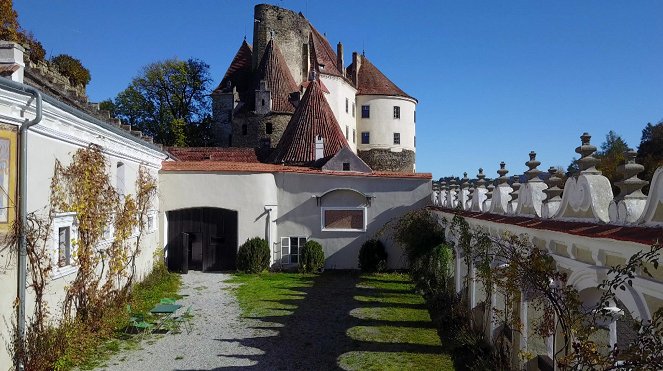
{"left": 177, "top": 271, "right": 444, "bottom": 371}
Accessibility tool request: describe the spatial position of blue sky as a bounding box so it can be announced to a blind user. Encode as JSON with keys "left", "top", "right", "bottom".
{"left": 14, "top": 1, "right": 663, "bottom": 179}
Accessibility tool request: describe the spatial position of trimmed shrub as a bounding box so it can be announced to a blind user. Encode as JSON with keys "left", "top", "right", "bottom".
{"left": 358, "top": 239, "right": 388, "bottom": 272}
{"left": 236, "top": 237, "right": 270, "bottom": 273}
{"left": 299, "top": 240, "right": 325, "bottom": 273}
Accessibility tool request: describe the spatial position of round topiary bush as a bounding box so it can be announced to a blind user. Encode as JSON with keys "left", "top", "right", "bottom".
{"left": 299, "top": 240, "right": 325, "bottom": 273}
{"left": 236, "top": 237, "right": 270, "bottom": 273}
{"left": 358, "top": 239, "right": 388, "bottom": 272}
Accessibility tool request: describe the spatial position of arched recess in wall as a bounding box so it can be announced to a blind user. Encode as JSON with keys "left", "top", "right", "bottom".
{"left": 316, "top": 188, "right": 371, "bottom": 232}
{"left": 568, "top": 269, "right": 647, "bottom": 320}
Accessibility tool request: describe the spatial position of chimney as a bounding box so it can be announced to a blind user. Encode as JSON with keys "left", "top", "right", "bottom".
{"left": 0, "top": 41, "right": 25, "bottom": 83}
{"left": 337, "top": 42, "right": 344, "bottom": 77}
{"left": 315, "top": 135, "right": 325, "bottom": 160}
{"left": 351, "top": 52, "right": 361, "bottom": 85}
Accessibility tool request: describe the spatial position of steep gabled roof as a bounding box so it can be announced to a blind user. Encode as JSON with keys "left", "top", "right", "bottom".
{"left": 214, "top": 39, "right": 253, "bottom": 93}
{"left": 350, "top": 55, "right": 416, "bottom": 101}
{"left": 308, "top": 24, "right": 343, "bottom": 77}
{"left": 270, "top": 79, "right": 349, "bottom": 166}
{"left": 254, "top": 39, "right": 299, "bottom": 113}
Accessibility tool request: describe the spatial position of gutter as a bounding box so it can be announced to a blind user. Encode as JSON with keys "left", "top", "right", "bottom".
{"left": 0, "top": 77, "right": 42, "bottom": 371}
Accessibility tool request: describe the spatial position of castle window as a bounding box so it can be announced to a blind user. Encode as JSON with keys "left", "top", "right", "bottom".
{"left": 266, "top": 122, "right": 273, "bottom": 134}
{"left": 353, "top": 129, "right": 356, "bottom": 143}
{"left": 321, "top": 207, "right": 367, "bottom": 232}
{"left": 345, "top": 126, "right": 349, "bottom": 140}
{"left": 361, "top": 132, "right": 370, "bottom": 144}
{"left": 352, "top": 102, "right": 355, "bottom": 117}
{"left": 343, "top": 162, "right": 351, "bottom": 171}
{"left": 393, "top": 106, "right": 400, "bottom": 119}
{"left": 345, "top": 98, "right": 349, "bottom": 113}
{"left": 242, "top": 124, "right": 248, "bottom": 135}
{"left": 393, "top": 132, "right": 401, "bottom": 145}
{"left": 261, "top": 99, "right": 265, "bottom": 107}
{"left": 414, "top": 110, "right": 416, "bottom": 122}
{"left": 361, "top": 105, "right": 370, "bottom": 118}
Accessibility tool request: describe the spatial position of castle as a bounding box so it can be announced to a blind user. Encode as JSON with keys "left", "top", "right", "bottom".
{"left": 211, "top": 4, "right": 417, "bottom": 172}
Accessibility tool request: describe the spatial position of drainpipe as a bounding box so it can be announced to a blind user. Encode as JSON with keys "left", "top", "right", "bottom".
{"left": 0, "top": 78, "right": 43, "bottom": 371}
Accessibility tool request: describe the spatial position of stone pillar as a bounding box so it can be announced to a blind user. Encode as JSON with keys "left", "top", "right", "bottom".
{"left": 542, "top": 167, "right": 564, "bottom": 218}
{"left": 609, "top": 149, "right": 648, "bottom": 224}
{"left": 483, "top": 179, "right": 495, "bottom": 211}
{"left": 0, "top": 41, "right": 25, "bottom": 83}
{"left": 449, "top": 178, "right": 459, "bottom": 208}
{"left": 516, "top": 151, "right": 548, "bottom": 217}
{"left": 508, "top": 175, "right": 521, "bottom": 214}
{"left": 459, "top": 172, "right": 471, "bottom": 210}
{"left": 470, "top": 168, "right": 488, "bottom": 212}
{"left": 439, "top": 180, "right": 448, "bottom": 208}
{"left": 489, "top": 161, "right": 513, "bottom": 214}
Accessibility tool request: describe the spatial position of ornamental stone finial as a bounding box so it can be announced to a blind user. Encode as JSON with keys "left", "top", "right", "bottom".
{"left": 542, "top": 167, "right": 564, "bottom": 218}
{"left": 576, "top": 132, "right": 601, "bottom": 174}
{"left": 486, "top": 180, "right": 495, "bottom": 200}
{"left": 543, "top": 167, "right": 564, "bottom": 201}
{"left": 440, "top": 180, "right": 448, "bottom": 191}
{"left": 510, "top": 175, "right": 521, "bottom": 201}
{"left": 615, "top": 149, "right": 648, "bottom": 200}
{"left": 476, "top": 168, "right": 487, "bottom": 188}
{"left": 461, "top": 172, "right": 470, "bottom": 189}
{"left": 525, "top": 151, "right": 543, "bottom": 182}
{"left": 497, "top": 162, "right": 509, "bottom": 184}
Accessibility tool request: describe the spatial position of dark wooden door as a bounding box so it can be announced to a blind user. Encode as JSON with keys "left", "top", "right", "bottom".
{"left": 167, "top": 207, "right": 238, "bottom": 272}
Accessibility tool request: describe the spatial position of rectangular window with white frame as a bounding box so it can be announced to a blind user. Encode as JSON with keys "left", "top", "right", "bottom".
{"left": 52, "top": 212, "right": 77, "bottom": 279}
{"left": 393, "top": 106, "right": 400, "bottom": 119}
{"left": 280, "top": 236, "right": 306, "bottom": 264}
{"left": 321, "top": 207, "right": 367, "bottom": 232}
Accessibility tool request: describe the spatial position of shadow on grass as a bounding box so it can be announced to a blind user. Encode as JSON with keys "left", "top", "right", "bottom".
{"left": 176, "top": 271, "right": 451, "bottom": 371}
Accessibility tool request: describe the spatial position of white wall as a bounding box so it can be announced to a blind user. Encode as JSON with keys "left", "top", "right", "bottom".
{"left": 356, "top": 95, "right": 416, "bottom": 152}
{"left": 0, "top": 86, "right": 166, "bottom": 369}
{"left": 320, "top": 74, "right": 358, "bottom": 152}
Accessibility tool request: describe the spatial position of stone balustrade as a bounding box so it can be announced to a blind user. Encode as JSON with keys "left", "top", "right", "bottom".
{"left": 431, "top": 132, "right": 663, "bottom": 227}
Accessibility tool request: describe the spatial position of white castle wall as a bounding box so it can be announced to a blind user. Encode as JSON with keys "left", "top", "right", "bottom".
{"left": 356, "top": 95, "right": 416, "bottom": 152}
{"left": 320, "top": 74, "right": 358, "bottom": 152}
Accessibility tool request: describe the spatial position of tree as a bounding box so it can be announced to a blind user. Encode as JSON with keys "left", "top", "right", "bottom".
{"left": 112, "top": 58, "right": 213, "bottom": 147}
{"left": 637, "top": 121, "right": 663, "bottom": 183}
{"left": 0, "top": 0, "right": 20, "bottom": 42}
{"left": 596, "top": 130, "right": 629, "bottom": 191}
{"left": 51, "top": 54, "right": 91, "bottom": 87}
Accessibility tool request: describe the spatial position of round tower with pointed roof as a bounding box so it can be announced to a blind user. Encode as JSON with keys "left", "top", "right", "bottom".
{"left": 347, "top": 53, "right": 417, "bottom": 172}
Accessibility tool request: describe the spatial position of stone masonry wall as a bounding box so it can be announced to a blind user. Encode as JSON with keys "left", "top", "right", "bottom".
{"left": 253, "top": 4, "right": 310, "bottom": 83}
{"left": 358, "top": 148, "right": 415, "bottom": 173}
{"left": 231, "top": 113, "right": 291, "bottom": 150}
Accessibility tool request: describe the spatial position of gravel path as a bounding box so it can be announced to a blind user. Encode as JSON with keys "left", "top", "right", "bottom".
{"left": 99, "top": 271, "right": 272, "bottom": 370}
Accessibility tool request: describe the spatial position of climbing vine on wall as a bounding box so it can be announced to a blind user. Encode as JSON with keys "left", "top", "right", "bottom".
{"left": 6, "top": 144, "right": 157, "bottom": 368}
{"left": 447, "top": 214, "right": 663, "bottom": 370}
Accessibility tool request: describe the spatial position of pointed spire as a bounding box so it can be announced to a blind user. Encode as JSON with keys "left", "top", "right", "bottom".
{"left": 270, "top": 80, "right": 349, "bottom": 165}
{"left": 255, "top": 39, "right": 299, "bottom": 113}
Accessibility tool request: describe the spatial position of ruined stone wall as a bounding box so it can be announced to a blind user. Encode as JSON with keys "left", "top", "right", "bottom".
{"left": 358, "top": 149, "right": 415, "bottom": 173}
{"left": 231, "top": 113, "right": 291, "bottom": 150}
{"left": 211, "top": 90, "right": 234, "bottom": 146}
{"left": 253, "top": 4, "right": 310, "bottom": 83}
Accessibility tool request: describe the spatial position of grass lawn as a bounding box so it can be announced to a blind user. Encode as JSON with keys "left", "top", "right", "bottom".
{"left": 58, "top": 264, "right": 182, "bottom": 370}
{"left": 228, "top": 271, "right": 453, "bottom": 370}
{"left": 338, "top": 273, "right": 454, "bottom": 371}
{"left": 227, "top": 273, "right": 315, "bottom": 317}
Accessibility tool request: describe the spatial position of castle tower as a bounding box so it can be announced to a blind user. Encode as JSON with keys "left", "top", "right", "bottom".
{"left": 348, "top": 53, "right": 417, "bottom": 172}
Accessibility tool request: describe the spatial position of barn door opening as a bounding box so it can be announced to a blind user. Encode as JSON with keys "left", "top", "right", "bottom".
{"left": 166, "top": 207, "right": 238, "bottom": 272}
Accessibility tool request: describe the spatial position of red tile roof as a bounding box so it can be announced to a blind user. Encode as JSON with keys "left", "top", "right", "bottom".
{"left": 432, "top": 207, "right": 663, "bottom": 246}
{"left": 308, "top": 25, "right": 343, "bottom": 77}
{"left": 254, "top": 39, "right": 299, "bottom": 113}
{"left": 350, "top": 55, "right": 416, "bottom": 101}
{"left": 270, "top": 79, "right": 349, "bottom": 166}
{"left": 161, "top": 160, "right": 432, "bottom": 179}
{"left": 166, "top": 147, "right": 259, "bottom": 162}
{"left": 214, "top": 40, "right": 253, "bottom": 94}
